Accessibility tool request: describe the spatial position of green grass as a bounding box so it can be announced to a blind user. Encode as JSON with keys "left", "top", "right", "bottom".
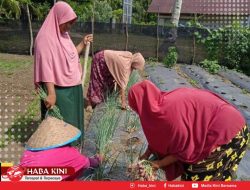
{"left": 0, "top": 59, "right": 32, "bottom": 73}
{"left": 124, "top": 110, "right": 140, "bottom": 133}
{"left": 127, "top": 71, "right": 140, "bottom": 93}
{"left": 0, "top": 95, "right": 40, "bottom": 148}
{"left": 242, "top": 89, "right": 249, "bottom": 95}
{"left": 80, "top": 57, "right": 92, "bottom": 88}
{"left": 124, "top": 71, "right": 141, "bottom": 133}
{"left": 91, "top": 70, "right": 141, "bottom": 180}
{"left": 91, "top": 92, "right": 121, "bottom": 180}
{"left": 189, "top": 79, "right": 198, "bottom": 87}
{"left": 95, "top": 92, "right": 120, "bottom": 154}
{"left": 146, "top": 57, "right": 158, "bottom": 65}
{"left": 0, "top": 54, "right": 91, "bottom": 149}
{"left": 158, "top": 78, "right": 165, "bottom": 85}
{"left": 175, "top": 65, "right": 200, "bottom": 88}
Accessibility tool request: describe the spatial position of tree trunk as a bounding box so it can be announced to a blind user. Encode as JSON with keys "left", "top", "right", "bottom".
{"left": 192, "top": 14, "right": 198, "bottom": 65}
{"left": 171, "top": 0, "right": 182, "bottom": 27}
{"left": 168, "top": 0, "right": 183, "bottom": 42}
{"left": 26, "top": 4, "right": 33, "bottom": 56}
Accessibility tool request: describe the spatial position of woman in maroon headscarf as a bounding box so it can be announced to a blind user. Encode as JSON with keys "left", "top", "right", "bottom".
{"left": 128, "top": 80, "right": 249, "bottom": 181}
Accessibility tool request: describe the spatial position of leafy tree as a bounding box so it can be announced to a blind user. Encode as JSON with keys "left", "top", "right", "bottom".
{"left": 0, "top": 0, "right": 49, "bottom": 55}
{"left": 94, "top": 1, "right": 112, "bottom": 22}
{"left": 32, "top": 1, "right": 50, "bottom": 20}
{"left": 0, "top": 0, "right": 21, "bottom": 19}
{"left": 0, "top": 0, "right": 49, "bottom": 20}
{"left": 1, "top": 0, "right": 158, "bottom": 24}
{"left": 132, "top": 0, "right": 156, "bottom": 24}
{"left": 66, "top": 0, "right": 112, "bottom": 22}
{"left": 133, "top": 0, "right": 144, "bottom": 24}
{"left": 112, "top": 8, "right": 122, "bottom": 22}
{"left": 66, "top": 0, "right": 92, "bottom": 21}
{"left": 106, "top": 0, "right": 121, "bottom": 10}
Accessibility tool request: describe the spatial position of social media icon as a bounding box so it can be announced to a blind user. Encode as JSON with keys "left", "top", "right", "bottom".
{"left": 130, "top": 183, "right": 135, "bottom": 188}
{"left": 164, "top": 183, "right": 167, "bottom": 188}
{"left": 192, "top": 183, "right": 199, "bottom": 188}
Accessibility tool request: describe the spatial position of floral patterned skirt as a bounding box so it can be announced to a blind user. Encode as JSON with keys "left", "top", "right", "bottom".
{"left": 181, "top": 125, "right": 249, "bottom": 181}
{"left": 87, "top": 50, "right": 115, "bottom": 107}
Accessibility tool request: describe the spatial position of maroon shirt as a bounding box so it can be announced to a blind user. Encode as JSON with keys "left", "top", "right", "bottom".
{"left": 128, "top": 80, "right": 245, "bottom": 180}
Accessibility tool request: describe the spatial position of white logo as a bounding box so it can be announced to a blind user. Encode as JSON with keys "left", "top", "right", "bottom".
{"left": 130, "top": 183, "right": 135, "bottom": 188}
{"left": 164, "top": 183, "right": 167, "bottom": 188}
{"left": 192, "top": 183, "right": 199, "bottom": 188}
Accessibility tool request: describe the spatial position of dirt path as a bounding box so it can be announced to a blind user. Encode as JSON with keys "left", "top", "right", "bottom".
{"left": 0, "top": 53, "right": 35, "bottom": 164}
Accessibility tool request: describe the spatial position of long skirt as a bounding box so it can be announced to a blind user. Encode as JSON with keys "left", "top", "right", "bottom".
{"left": 87, "top": 50, "right": 115, "bottom": 107}
{"left": 41, "top": 84, "right": 84, "bottom": 138}
{"left": 181, "top": 125, "right": 249, "bottom": 181}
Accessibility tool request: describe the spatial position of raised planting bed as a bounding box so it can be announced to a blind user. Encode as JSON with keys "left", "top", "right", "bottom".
{"left": 180, "top": 65, "right": 250, "bottom": 127}
{"left": 145, "top": 63, "right": 193, "bottom": 91}
{"left": 82, "top": 71, "right": 160, "bottom": 181}
{"left": 218, "top": 69, "right": 250, "bottom": 93}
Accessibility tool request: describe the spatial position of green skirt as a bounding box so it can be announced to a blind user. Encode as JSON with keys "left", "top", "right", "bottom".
{"left": 41, "top": 84, "right": 84, "bottom": 139}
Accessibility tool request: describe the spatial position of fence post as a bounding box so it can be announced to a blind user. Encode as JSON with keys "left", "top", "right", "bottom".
{"left": 156, "top": 5, "right": 160, "bottom": 62}
{"left": 91, "top": 1, "right": 95, "bottom": 57}
{"left": 26, "top": 4, "right": 33, "bottom": 56}
{"left": 124, "top": 6, "right": 129, "bottom": 51}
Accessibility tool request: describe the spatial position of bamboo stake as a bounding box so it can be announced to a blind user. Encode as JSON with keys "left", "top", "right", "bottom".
{"left": 82, "top": 42, "right": 90, "bottom": 86}
{"left": 80, "top": 41, "right": 90, "bottom": 153}
{"left": 26, "top": 4, "right": 33, "bottom": 56}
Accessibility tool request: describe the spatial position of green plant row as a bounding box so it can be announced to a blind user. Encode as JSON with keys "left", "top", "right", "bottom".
{"left": 195, "top": 23, "right": 250, "bottom": 75}
{"left": 163, "top": 47, "right": 178, "bottom": 68}
{"left": 200, "top": 59, "right": 221, "bottom": 74}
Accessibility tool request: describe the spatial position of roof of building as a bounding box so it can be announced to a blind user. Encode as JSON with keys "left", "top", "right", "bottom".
{"left": 148, "top": 0, "right": 250, "bottom": 15}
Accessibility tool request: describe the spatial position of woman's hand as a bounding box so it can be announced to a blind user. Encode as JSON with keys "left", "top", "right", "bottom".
{"left": 121, "top": 102, "right": 127, "bottom": 110}
{"left": 83, "top": 34, "right": 93, "bottom": 45}
{"left": 139, "top": 148, "right": 152, "bottom": 160}
{"left": 151, "top": 155, "right": 177, "bottom": 171}
{"left": 76, "top": 34, "right": 93, "bottom": 54}
{"left": 44, "top": 82, "right": 56, "bottom": 109}
{"left": 151, "top": 160, "right": 161, "bottom": 171}
{"left": 44, "top": 94, "right": 56, "bottom": 109}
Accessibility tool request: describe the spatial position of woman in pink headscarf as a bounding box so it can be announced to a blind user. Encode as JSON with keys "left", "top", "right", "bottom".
{"left": 128, "top": 80, "right": 249, "bottom": 181}
{"left": 34, "top": 1, "right": 92, "bottom": 136}
{"left": 87, "top": 50, "right": 145, "bottom": 110}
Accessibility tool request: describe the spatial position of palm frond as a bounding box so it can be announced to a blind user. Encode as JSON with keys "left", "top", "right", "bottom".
{"left": 2, "top": 0, "right": 21, "bottom": 19}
